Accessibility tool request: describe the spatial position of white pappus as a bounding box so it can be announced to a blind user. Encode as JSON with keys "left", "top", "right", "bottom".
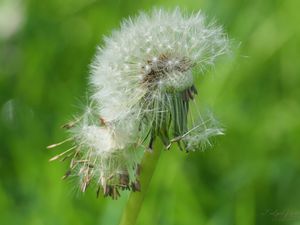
{"left": 49, "top": 8, "right": 229, "bottom": 199}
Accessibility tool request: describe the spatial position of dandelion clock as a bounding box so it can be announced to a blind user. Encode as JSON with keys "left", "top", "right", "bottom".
{"left": 48, "top": 8, "right": 229, "bottom": 203}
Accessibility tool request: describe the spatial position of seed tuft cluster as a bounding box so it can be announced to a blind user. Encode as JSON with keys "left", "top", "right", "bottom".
{"left": 49, "top": 8, "right": 229, "bottom": 199}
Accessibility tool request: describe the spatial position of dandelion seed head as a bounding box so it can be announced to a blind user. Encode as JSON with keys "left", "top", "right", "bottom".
{"left": 51, "top": 8, "right": 230, "bottom": 199}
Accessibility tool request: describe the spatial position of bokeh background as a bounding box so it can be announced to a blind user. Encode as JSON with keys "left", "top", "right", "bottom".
{"left": 1, "top": 0, "right": 300, "bottom": 224}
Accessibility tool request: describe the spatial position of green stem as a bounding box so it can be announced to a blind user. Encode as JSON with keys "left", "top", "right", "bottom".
{"left": 119, "top": 143, "right": 162, "bottom": 225}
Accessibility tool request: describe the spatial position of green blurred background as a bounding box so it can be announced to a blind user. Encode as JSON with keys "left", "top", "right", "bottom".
{"left": 1, "top": 0, "right": 300, "bottom": 224}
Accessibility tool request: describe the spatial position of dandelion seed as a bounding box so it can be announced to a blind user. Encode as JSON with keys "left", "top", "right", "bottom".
{"left": 50, "top": 8, "right": 229, "bottom": 199}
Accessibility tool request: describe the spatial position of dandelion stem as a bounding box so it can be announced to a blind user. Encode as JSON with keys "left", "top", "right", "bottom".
{"left": 119, "top": 142, "right": 162, "bottom": 225}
